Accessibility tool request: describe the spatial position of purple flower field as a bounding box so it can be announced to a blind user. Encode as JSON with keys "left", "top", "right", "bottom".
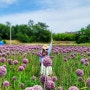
{"left": 0, "top": 45, "right": 90, "bottom": 90}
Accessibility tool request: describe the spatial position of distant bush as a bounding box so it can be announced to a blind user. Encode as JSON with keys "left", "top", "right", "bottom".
{"left": 53, "top": 33, "right": 75, "bottom": 41}
{"left": 76, "top": 35, "right": 89, "bottom": 44}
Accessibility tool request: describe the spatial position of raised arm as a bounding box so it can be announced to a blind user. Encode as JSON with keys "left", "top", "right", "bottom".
{"left": 48, "top": 41, "right": 52, "bottom": 56}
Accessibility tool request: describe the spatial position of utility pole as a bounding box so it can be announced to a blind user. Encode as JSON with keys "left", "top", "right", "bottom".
{"left": 10, "top": 24, "right": 12, "bottom": 45}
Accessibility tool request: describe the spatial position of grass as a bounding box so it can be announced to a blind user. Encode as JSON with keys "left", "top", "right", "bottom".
{"left": 5, "top": 40, "right": 90, "bottom": 46}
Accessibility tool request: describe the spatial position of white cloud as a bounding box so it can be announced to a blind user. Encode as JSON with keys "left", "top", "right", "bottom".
{"left": 0, "top": 0, "right": 17, "bottom": 7}
{"left": 0, "top": 3, "right": 90, "bottom": 33}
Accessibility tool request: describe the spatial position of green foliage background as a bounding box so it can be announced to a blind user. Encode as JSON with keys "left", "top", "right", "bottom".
{"left": 0, "top": 20, "right": 90, "bottom": 43}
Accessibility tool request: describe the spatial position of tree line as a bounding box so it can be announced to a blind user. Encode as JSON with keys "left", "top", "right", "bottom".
{"left": 0, "top": 19, "right": 90, "bottom": 43}
{"left": 52, "top": 24, "right": 90, "bottom": 43}
{"left": 0, "top": 20, "right": 51, "bottom": 43}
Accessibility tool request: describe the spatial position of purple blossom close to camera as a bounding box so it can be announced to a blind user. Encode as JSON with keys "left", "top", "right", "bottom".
{"left": 22, "top": 58, "right": 28, "bottom": 64}
{"left": 18, "top": 66, "right": 25, "bottom": 71}
{"left": 76, "top": 69, "right": 84, "bottom": 77}
{"left": 43, "top": 56, "right": 52, "bottom": 67}
{"left": 69, "top": 86, "right": 79, "bottom": 90}
{"left": 39, "top": 75, "right": 51, "bottom": 85}
{"left": 0, "top": 66, "right": 7, "bottom": 77}
{"left": 3, "top": 81, "right": 9, "bottom": 87}
{"left": 33, "top": 85, "right": 43, "bottom": 90}
{"left": 86, "top": 78, "right": 90, "bottom": 86}
{"left": 45, "top": 80, "right": 55, "bottom": 90}
{"left": 58, "top": 87, "right": 63, "bottom": 90}
{"left": 25, "top": 87, "right": 34, "bottom": 90}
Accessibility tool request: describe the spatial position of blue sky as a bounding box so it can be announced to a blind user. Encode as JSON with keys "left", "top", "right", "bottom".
{"left": 0, "top": 0, "right": 90, "bottom": 33}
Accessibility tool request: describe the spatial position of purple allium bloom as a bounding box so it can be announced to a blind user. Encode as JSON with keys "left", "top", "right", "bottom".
{"left": 18, "top": 66, "right": 24, "bottom": 71}
{"left": 20, "top": 83, "right": 24, "bottom": 88}
{"left": 13, "top": 60, "right": 18, "bottom": 65}
{"left": 2, "top": 64, "right": 6, "bottom": 68}
{"left": 21, "top": 64, "right": 26, "bottom": 68}
{"left": 0, "top": 57, "right": 6, "bottom": 63}
{"left": 2, "top": 53, "right": 6, "bottom": 57}
{"left": 31, "top": 75, "right": 36, "bottom": 81}
{"left": 0, "top": 66, "right": 7, "bottom": 77}
{"left": 12, "top": 76, "right": 17, "bottom": 81}
{"left": 23, "top": 53, "right": 27, "bottom": 58}
{"left": 69, "top": 86, "right": 79, "bottom": 90}
{"left": 80, "top": 59, "right": 85, "bottom": 64}
{"left": 3, "top": 81, "right": 9, "bottom": 87}
{"left": 52, "top": 76, "right": 57, "bottom": 82}
{"left": 22, "top": 58, "right": 28, "bottom": 64}
{"left": 76, "top": 69, "right": 84, "bottom": 77}
{"left": 45, "top": 80, "right": 55, "bottom": 90}
{"left": 39, "top": 75, "right": 51, "bottom": 85}
{"left": 88, "top": 52, "right": 90, "bottom": 56}
{"left": 58, "top": 87, "right": 63, "bottom": 90}
{"left": 25, "top": 87, "right": 34, "bottom": 90}
{"left": 8, "top": 59, "right": 13, "bottom": 65}
{"left": 81, "top": 58, "right": 88, "bottom": 65}
{"left": 33, "top": 85, "right": 43, "bottom": 90}
{"left": 43, "top": 56, "right": 52, "bottom": 67}
{"left": 86, "top": 78, "right": 90, "bottom": 86}
{"left": 84, "top": 61, "right": 89, "bottom": 66}
{"left": 78, "top": 77, "right": 83, "bottom": 82}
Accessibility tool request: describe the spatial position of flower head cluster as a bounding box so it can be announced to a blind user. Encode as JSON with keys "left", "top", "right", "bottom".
{"left": 78, "top": 77, "right": 83, "bottom": 82}
{"left": 45, "top": 80, "right": 55, "bottom": 90}
{"left": 18, "top": 66, "right": 24, "bottom": 71}
{"left": 58, "top": 87, "right": 63, "bottom": 90}
{"left": 8, "top": 59, "right": 13, "bottom": 65}
{"left": 3, "top": 81, "right": 9, "bottom": 87}
{"left": 76, "top": 69, "right": 84, "bottom": 77}
{"left": 31, "top": 75, "right": 36, "bottom": 81}
{"left": 0, "top": 66, "right": 7, "bottom": 77}
{"left": 80, "top": 58, "right": 89, "bottom": 66}
{"left": 22, "top": 58, "right": 28, "bottom": 64}
{"left": 12, "top": 76, "right": 17, "bottom": 81}
{"left": 69, "top": 86, "right": 79, "bottom": 90}
{"left": 39, "top": 75, "right": 51, "bottom": 85}
{"left": 52, "top": 76, "right": 57, "bottom": 82}
{"left": 21, "top": 64, "right": 26, "bottom": 68}
{"left": 20, "top": 83, "right": 24, "bottom": 88}
{"left": 43, "top": 56, "right": 52, "bottom": 67}
{"left": 13, "top": 60, "right": 18, "bottom": 65}
{"left": 25, "top": 85, "right": 42, "bottom": 90}
{"left": 86, "top": 78, "right": 90, "bottom": 86}
{"left": 0, "top": 57, "right": 6, "bottom": 63}
{"left": 33, "top": 85, "right": 43, "bottom": 90}
{"left": 88, "top": 52, "right": 90, "bottom": 56}
{"left": 25, "top": 87, "right": 34, "bottom": 90}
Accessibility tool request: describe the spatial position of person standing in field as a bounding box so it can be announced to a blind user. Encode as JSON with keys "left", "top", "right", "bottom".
{"left": 39, "top": 41, "right": 52, "bottom": 76}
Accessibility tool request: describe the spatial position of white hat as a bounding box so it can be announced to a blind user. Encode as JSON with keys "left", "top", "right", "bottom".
{"left": 42, "top": 44, "right": 49, "bottom": 50}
